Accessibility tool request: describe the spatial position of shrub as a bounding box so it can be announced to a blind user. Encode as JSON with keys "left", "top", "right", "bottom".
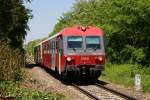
{"left": 26, "top": 39, "right": 41, "bottom": 57}
{"left": 101, "top": 63, "right": 150, "bottom": 92}
{"left": 0, "top": 40, "right": 24, "bottom": 81}
{"left": 0, "top": 81, "right": 66, "bottom": 100}
{"left": 120, "top": 45, "right": 145, "bottom": 64}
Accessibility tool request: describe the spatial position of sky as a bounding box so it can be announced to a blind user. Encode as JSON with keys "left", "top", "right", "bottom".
{"left": 25, "top": 0, "right": 76, "bottom": 44}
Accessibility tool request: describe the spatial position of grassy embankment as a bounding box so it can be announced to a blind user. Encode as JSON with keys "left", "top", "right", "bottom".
{"left": 100, "top": 63, "right": 150, "bottom": 92}
{"left": 0, "top": 81, "right": 65, "bottom": 100}
{"left": 0, "top": 41, "right": 65, "bottom": 100}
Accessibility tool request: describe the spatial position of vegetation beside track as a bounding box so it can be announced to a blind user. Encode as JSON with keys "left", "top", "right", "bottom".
{"left": 0, "top": 40, "right": 66, "bottom": 100}
{"left": 0, "top": 0, "right": 31, "bottom": 81}
{"left": 26, "top": 37, "right": 48, "bottom": 57}
{"left": 26, "top": 39, "right": 41, "bottom": 56}
{"left": 0, "top": 40, "right": 25, "bottom": 81}
{"left": 0, "top": 0, "right": 65, "bottom": 99}
{"left": 101, "top": 63, "right": 150, "bottom": 92}
{"left": 0, "top": 81, "right": 65, "bottom": 100}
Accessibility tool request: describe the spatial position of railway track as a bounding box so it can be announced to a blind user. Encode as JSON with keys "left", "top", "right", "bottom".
{"left": 72, "top": 82, "right": 138, "bottom": 100}
{"left": 95, "top": 81, "right": 137, "bottom": 100}
{"left": 72, "top": 83, "right": 101, "bottom": 100}
{"left": 26, "top": 56, "right": 138, "bottom": 100}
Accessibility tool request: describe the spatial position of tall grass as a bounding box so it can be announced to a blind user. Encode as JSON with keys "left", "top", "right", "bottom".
{"left": 0, "top": 81, "right": 66, "bottom": 100}
{"left": 0, "top": 40, "right": 24, "bottom": 81}
{"left": 101, "top": 63, "right": 150, "bottom": 92}
{"left": 0, "top": 40, "right": 66, "bottom": 99}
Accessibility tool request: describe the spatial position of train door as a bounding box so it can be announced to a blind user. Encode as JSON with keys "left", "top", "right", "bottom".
{"left": 34, "top": 46, "right": 41, "bottom": 64}
{"left": 34, "top": 47, "right": 37, "bottom": 63}
{"left": 37, "top": 46, "right": 40, "bottom": 63}
{"left": 51, "top": 41, "right": 56, "bottom": 70}
{"left": 58, "top": 37, "right": 62, "bottom": 74}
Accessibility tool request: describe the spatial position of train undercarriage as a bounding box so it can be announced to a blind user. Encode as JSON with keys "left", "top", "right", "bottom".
{"left": 61, "top": 65, "right": 104, "bottom": 80}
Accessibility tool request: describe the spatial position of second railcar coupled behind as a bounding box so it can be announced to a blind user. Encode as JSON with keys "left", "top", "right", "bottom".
{"left": 34, "top": 26, "right": 106, "bottom": 79}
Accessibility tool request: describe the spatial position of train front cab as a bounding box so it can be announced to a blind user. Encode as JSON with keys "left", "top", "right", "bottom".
{"left": 62, "top": 34, "right": 106, "bottom": 79}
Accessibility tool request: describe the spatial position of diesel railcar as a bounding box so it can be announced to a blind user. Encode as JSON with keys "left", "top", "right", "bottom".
{"left": 34, "top": 26, "right": 106, "bottom": 79}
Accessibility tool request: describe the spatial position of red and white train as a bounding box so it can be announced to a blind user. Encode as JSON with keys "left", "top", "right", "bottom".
{"left": 34, "top": 26, "right": 106, "bottom": 79}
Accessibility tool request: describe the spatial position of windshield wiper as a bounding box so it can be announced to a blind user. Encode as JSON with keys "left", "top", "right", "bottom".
{"left": 89, "top": 47, "right": 97, "bottom": 51}
{"left": 73, "top": 48, "right": 76, "bottom": 51}
{"left": 94, "top": 46, "right": 100, "bottom": 51}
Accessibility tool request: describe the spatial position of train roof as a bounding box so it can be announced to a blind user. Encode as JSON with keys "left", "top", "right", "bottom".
{"left": 62, "top": 26, "right": 104, "bottom": 36}
{"left": 35, "top": 32, "right": 61, "bottom": 47}
{"left": 35, "top": 26, "right": 104, "bottom": 47}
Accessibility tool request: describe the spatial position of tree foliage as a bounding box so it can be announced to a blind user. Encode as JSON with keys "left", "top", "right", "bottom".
{"left": 26, "top": 37, "right": 47, "bottom": 56}
{"left": 0, "top": 40, "right": 24, "bottom": 81}
{"left": 26, "top": 39, "right": 41, "bottom": 56}
{"left": 0, "top": 0, "right": 32, "bottom": 49}
{"left": 0, "top": 0, "right": 32, "bottom": 81}
{"left": 51, "top": 0, "right": 150, "bottom": 66}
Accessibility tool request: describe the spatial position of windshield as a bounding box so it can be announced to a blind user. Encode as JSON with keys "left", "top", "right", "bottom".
{"left": 67, "top": 36, "right": 82, "bottom": 49}
{"left": 86, "top": 36, "right": 101, "bottom": 49}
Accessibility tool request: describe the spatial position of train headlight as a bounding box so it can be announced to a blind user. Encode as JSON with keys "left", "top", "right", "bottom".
{"left": 81, "top": 26, "right": 86, "bottom": 31}
{"left": 66, "top": 57, "right": 71, "bottom": 62}
{"left": 98, "top": 57, "right": 103, "bottom": 61}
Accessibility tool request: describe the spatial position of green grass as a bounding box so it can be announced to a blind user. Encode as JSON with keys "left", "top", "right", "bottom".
{"left": 0, "top": 81, "right": 66, "bottom": 100}
{"left": 100, "top": 63, "right": 150, "bottom": 92}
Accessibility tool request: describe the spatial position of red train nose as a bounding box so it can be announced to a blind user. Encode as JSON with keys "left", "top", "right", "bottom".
{"left": 80, "top": 56, "right": 90, "bottom": 64}
{"left": 95, "top": 56, "right": 105, "bottom": 64}
{"left": 66, "top": 57, "right": 75, "bottom": 65}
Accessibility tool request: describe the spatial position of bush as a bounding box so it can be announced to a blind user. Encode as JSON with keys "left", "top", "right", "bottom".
{"left": 101, "top": 63, "right": 150, "bottom": 92}
{"left": 26, "top": 39, "right": 41, "bottom": 57}
{"left": 0, "top": 81, "right": 65, "bottom": 100}
{"left": 0, "top": 40, "right": 24, "bottom": 81}
{"left": 120, "top": 45, "right": 145, "bottom": 64}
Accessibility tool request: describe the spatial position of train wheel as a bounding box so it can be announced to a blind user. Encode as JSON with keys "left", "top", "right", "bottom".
{"left": 62, "top": 70, "right": 67, "bottom": 77}
{"left": 93, "top": 71, "right": 101, "bottom": 80}
{"left": 61, "top": 68, "right": 69, "bottom": 81}
{"left": 55, "top": 67, "right": 59, "bottom": 75}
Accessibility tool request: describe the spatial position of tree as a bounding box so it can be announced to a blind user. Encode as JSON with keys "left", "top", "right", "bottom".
{"left": 0, "top": 0, "right": 32, "bottom": 49}
{"left": 0, "top": 0, "right": 32, "bottom": 81}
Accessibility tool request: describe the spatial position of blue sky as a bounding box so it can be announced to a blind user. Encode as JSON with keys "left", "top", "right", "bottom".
{"left": 25, "top": 0, "right": 76, "bottom": 44}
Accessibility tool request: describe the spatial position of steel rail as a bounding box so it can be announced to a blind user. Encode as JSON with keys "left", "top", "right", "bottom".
{"left": 95, "top": 82, "right": 137, "bottom": 100}
{"left": 72, "top": 83, "right": 101, "bottom": 100}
